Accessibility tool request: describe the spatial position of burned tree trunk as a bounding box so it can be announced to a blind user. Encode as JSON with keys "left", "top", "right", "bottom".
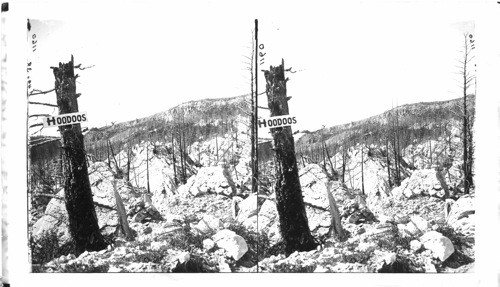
{"left": 326, "top": 182, "right": 344, "bottom": 241}
{"left": 113, "top": 181, "right": 134, "bottom": 241}
{"left": 385, "top": 138, "right": 392, "bottom": 188}
{"left": 361, "top": 144, "right": 365, "bottom": 195}
{"left": 52, "top": 55, "right": 107, "bottom": 254}
{"left": 146, "top": 140, "right": 150, "bottom": 193}
{"left": 171, "top": 131, "right": 178, "bottom": 186}
{"left": 264, "top": 59, "right": 317, "bottom": 255}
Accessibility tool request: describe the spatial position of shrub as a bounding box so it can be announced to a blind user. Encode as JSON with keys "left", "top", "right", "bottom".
{"left": 435, "top": 225, "right": 469, "bottom": 247}
{"left": 341, "top": 251, "right": 371, "bottom": 264}
{"left": 393, "top": 234, "right": 412, "bottom": 250}
{"left": 30, "top": 230, "right": 75, "bottom": 267}
{"left": 378, "top": 256, "right": 414, "bottom": 273}
{"left": 155, "top": 224, "right": 214, "bottom": 251}
{"left": 60, "top": 261, "right": 110, "bottom": 273}
{"left": 225, "top": 221, "right": 274, "bottom": 261}
{"left": 375, "top": 234, "right": 411, "bottom": 252}
{"left": 270, "top": 262, "right": 316, "bottom": 273}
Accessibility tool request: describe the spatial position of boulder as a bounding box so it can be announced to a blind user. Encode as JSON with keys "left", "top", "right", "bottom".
{"left": 305, "top": 206, "right": 331, "bottom": 236}
{"left": 212, "top": 229, "right": 248, "bottom": 261}
{"left": 32, "top": 190, "right": 71, "bottom": 246}
{"left": 32, "top": 179, "right": 135, "bottom": 246}
{"left": 258, "top": 200, "right": 278, "bottom": 221}
{"left": 420, "top": 231, "right": 455, "bottom": 261}
{"left": 396, "top": 216, "right": 430, "bottom": 237}
{"left": 193, "top": 214, "right": 223, "bottom": 234}
{"left": 267, "top": 221, "right": 282, "bottom": 245}
{"left": 446, "top": 197, "right": 475, "bottom": 236}
{"left": 236, "top": 194, "right": 259, "bottom": 223}
{"left": 395, "top": 169, "right": 444, "bottom": 199}
{"left": 300, "top": 164, "right": 330, "bottom": 209}
{"left": 180, "top": 166, "right": 235, "bottom": 196}
{"left": 241, "top": 215, "right": 273, "bottom": 233}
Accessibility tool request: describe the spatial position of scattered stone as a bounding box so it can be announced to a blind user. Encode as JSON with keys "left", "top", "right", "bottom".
{"left": 367, "top": 222, "right": 396, "bottom": 238}
{"left": 231, "top": 197, "right": 244, "bottom": 219}
{"left": 420, "top": 231, "right": 455, "bottom": 261}
{"left": 177, "top": 252, "right": 190, "bottom": 264}
{"left": 212, "top": 229, "right": 248, "bottom": 261}
{"left": 377, "top": 214, "right": 394, "bottom": 224}
{"left": 423, "top": 257, "right": 437, "bottom": 272}
{"left": 218, "top": 258, "right": 232, "bottom": 272}
{"left": 142, "top": 226, "right": 153, "bottom": 235}
{"left": 203, "top": 239, "right": 215, "bottom": 251}
{"left": 357, "top": 241, "right": 377, "bottom": 253}
{"left": 394, "top": 214, "right": 411, "bottom": 225}
{"left": 314, "top": 265, "right": 329, "bottom": 272}
{"left": 382, "top": 252, "right": 397, "bottom": 264}
{"left": 410, "top": 240, "right": 423, "bottom": 252}
{"left": 150, "top": 241, "right": 168, "bottom": 252}
{"left": 193, "top": 214, "right": 223, "bottom": 234}
{"left": 132, "top": 212, "right": 146, "bottom": 223}
{"left": 108, "top": 266, "right": 122, "bottom": 272}
{"left": 410, "top": 215, "right": 431, "bottom": 233}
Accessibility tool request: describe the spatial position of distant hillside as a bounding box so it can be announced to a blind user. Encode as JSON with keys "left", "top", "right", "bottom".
{"left": 84, "top": 95, "right": 251, "bottom": 156}
{"left": 295, "top": 95, "right": 475, "bottom": 158}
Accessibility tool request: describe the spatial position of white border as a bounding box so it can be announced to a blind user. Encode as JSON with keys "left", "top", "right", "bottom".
{"left": 3, "top": 1, "right": 499, "bottom": 287}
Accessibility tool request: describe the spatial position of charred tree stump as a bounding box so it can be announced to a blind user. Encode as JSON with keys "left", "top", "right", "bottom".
{"left": 113, "top": 181, "right": 134, "bottom": 241}
{"left": 51, "top": 55, "right": 107, "bottom": 254}
{"left": 326, "top": 182, "right": 345, "bottom": 241}
{"left": 263, "top": 59, "right": 317, "bottom": 255}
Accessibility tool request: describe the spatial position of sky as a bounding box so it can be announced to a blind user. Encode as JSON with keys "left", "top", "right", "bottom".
{"left": 26, "top": 1, "right": 477, "bottom": 137}
{"left": 6, "top": 2, "right": 500, "bottom": 286}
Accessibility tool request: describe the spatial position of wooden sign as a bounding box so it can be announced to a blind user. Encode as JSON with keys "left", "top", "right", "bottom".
{"left": 257, "top": 115, "right": 297, "bottom": 129}
{"left": 43, "top": 112, "right": 87, "bottom": 128}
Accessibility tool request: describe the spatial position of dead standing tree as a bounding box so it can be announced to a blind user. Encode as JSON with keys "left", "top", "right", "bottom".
{"left": 263, "top": 59, "right": 317, "bottom": 255}
{"left": 458, "top": 33, "right": 475, "bottom": 194}
{"left": 51, "top": 55, "right": 107, "bottom": 254}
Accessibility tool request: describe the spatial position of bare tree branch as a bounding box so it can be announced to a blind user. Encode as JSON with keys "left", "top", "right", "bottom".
{"left": 29, "top": 113, "right": 51, "bottom": 118}
{"left": 29, "top": 88, "right": 55, "bottom": 96}
{"left": 29, "top": 123, "right": 43, "bottom": 128}
{"left": 74, "top": 64, "right": 95, "bottom": 70}
{"left": 29, "top": 101, "right": 58, "bottom": 107}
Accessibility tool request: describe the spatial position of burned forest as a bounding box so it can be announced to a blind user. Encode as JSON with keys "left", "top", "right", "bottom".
{"left": 27, "top": 17, "right": 476, "bottom": 274}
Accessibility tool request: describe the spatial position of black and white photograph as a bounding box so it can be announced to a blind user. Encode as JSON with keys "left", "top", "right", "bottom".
{"left": 2, "top": 0, "right": 500, "bottom": 286}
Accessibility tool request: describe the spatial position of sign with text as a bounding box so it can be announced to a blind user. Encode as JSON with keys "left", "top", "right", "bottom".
{"left": 257, "top": 115, "right": 297, "bottom": 129}
{"left": 43, "top": 112, "right": 88, "bottom": 128}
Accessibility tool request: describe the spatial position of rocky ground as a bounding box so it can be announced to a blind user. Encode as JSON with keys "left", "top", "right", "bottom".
{"left": 29, "top": 134, "right": 475, "bottom": 273}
